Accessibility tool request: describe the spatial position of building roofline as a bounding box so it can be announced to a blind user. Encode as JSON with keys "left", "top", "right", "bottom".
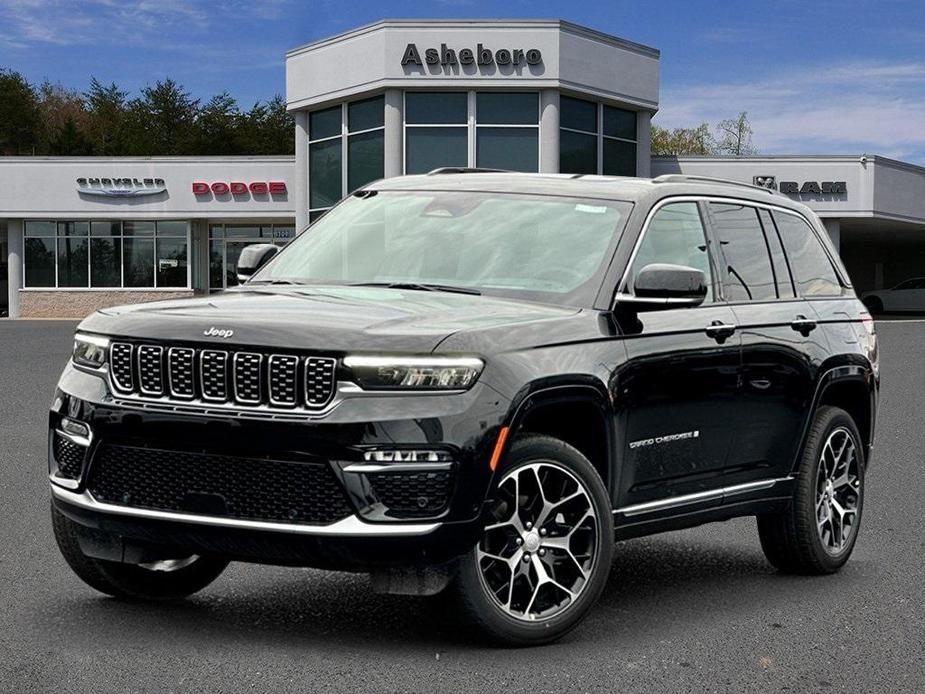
{"left": 0, "top": 155, "right": 295, "bottom": 163}
{"left": 653, "top": 153, "right": 925, "bottom": 176}
{"left": 285, "top": 18, "right": 660, "bottom": 60}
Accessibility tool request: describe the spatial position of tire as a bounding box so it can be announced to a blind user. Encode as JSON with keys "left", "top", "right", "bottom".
{"left": 863, "top": 296, "right": 883, "bottom": 315}
{"left": 52, "top": 504, "right": 229, "bottom": 600}
{"left": 757, "top": 406, "right": 865, "bottom": 574}
{"left": 452, "top": 435, "right": 614, "bottom": 646}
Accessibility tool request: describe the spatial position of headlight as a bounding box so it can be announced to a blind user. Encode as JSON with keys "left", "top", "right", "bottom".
{"left": 72, "top": 333, "right": 109, "bottom": 369}
{"left": 344, "top": 355, "right": 484, "bottom": 390}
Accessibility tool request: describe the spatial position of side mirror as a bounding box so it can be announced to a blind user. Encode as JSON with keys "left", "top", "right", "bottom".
{"left": 615, "top": 263, "right": 707, "bottom": 311}
{"left": 236, "top": 244, "right": 279, "bottom": 283}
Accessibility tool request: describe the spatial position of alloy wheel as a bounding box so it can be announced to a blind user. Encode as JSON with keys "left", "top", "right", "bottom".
{"left": 477, "top": 461, "right": 599, "bottom": 622}
{"left": 815, "top": 427, "right": 862, "bottom": 555}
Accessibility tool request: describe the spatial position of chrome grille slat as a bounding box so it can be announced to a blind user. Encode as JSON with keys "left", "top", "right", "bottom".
{"left": 167, "top": 347, "right": 196, "bottom": 399}
{"left": 108, "top": 342, "right": 336, "bottom": 412}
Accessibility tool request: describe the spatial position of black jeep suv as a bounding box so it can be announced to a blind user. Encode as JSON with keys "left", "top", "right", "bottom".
{"left": 49, "top": 173, "right": 878, "bottom": 645}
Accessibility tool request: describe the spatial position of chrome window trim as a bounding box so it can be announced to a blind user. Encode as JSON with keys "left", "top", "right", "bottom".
{"left": 267, "top": 354, "right": 300, "bottom": 408}
{"left": 136, "top": 344, "right": 165, "bottom": 396}
{"left": 199, "top": 349, "right": 229, "bottom": 402}
{"left": 614, "top": 477, "right": 792, "bottom": 517}
{"left": 232, "top": 352, "right": 263, "bottom": 405}
{"left": 109, "top": 342, "right": 135, "bottom": 393}
{"left": 167, "top": 347, "right": 196, "bottom": 400}
{"left": 49, "top": 484, "right": 440, "bottom": 537}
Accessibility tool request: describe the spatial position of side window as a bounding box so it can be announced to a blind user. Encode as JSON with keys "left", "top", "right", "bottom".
{"left": 772, "top": 212, "right": 843, "bottom": 297}
{"left": 709, "top": 203, "right": 777, "bottom": 302}
{"left": 628, "top": 202, "right": 713, "bottom": 302}
{"left": 759, "top": 209, "right": 796, "bottom": 299}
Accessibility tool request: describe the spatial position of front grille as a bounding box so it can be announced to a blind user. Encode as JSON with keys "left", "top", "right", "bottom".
{"left": 109, "top": 341, "right": 337, "bottom": 412}
{"left": 88, "top": 444, "right": 353, "bottom": 526}
{"left": 53, "top": 433, "right": 85, "bottom": 479}
{"left": 367, "top": 470, "right": 454, "bottom": 518}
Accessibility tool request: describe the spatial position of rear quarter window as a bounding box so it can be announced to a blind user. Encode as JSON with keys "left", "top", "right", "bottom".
{"left": 772, "top": 212, "right": 844, "bottom": 297}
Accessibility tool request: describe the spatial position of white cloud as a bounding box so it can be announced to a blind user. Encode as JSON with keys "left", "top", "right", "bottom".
{"left": 656, "top": 61, "right": 925, "bottom": 162}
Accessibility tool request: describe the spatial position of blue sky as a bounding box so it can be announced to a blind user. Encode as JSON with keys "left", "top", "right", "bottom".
{"left": 3, "top": 0, "right": 925, "bottom": 162}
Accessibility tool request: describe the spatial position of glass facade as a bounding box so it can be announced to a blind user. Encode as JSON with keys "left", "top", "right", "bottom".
{"left": 309, "top": 95, "right": 385, "bottom": 220}
{"left": 23, "top": 219, "right": 189, "bottom": 289}
{"left": 208, "top": 223, "right": 296, "bottom": 291}
{"left": 560, "top": 95, "right": 638, "bottom": 176}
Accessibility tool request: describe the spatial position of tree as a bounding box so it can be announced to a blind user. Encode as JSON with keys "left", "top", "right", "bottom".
{"left": 238, "top": 95, "right": 294, "bottom": 155}
{"left": 36, "top": 80, "right": 89, "bottom": 153}
{"left": 714, "top": 112, "right": 757, "bottom": 156}
{"left": 196, "top": 92, "right": 242, "bottom": 155}
{"left": 0, "top": 69, "right": 40, "bottom": 154}
{"left": 651, "top": 123, "right": 714, "bottom": 155}
{"left": 126, "top": 78, "right": 199, "bottom": 155}
{"left": 48, "top": 115, "right": 93, "bottom": 155}
{"left": 84, "top": 78, "right": 130, "bottom": 155}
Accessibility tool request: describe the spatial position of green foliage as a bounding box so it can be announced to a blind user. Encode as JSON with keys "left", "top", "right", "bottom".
{"left": 652, "top": 112, "right": 758, "bottom": 156}
{"left": 0, "top": 70, "right": 295, "bottom": 156}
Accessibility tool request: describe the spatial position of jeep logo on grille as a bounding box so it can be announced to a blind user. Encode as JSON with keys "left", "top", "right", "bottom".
{"left": 203, "top": 327, "right": 234, "bottom": 339}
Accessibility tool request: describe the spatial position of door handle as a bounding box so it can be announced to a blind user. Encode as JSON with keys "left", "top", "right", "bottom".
{"left": 791, "top": 315, "right": 817, "bottom": 336}
{"left": 705, "top": 321, "right": 736, "bottom": 343}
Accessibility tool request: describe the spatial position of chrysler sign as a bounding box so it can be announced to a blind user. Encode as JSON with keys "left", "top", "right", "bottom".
{"left": 76, "top": 177, "right": 166, "bottom": 197}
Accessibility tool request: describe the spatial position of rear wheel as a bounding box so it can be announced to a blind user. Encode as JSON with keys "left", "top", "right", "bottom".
{"left": 453, "top": 435, "right": 614, "bottom": 646}
{"left": 52, "top": 504, "right": 229, "bottom": 600}
{"left": 757, "top": 406, "right": 864, "bottom": 574}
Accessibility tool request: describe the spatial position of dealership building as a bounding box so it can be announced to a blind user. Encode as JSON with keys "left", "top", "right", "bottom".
{"left": 2, "top": 18, "right": 925, "bottom": 318}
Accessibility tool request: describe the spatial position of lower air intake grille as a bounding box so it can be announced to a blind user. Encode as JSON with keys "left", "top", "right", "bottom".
{"left": 367, "top": 470, "right": 454, "bottom": 518}
{"left": 53, "top": 433, "right": 85, "bottom": 479}
{"left": 88, "top": 444, "right": 353, "bottom": 526}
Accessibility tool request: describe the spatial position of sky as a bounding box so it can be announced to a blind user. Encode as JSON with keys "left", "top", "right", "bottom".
{"left": 2, "top": 0, "right": 925, "bottom": 162}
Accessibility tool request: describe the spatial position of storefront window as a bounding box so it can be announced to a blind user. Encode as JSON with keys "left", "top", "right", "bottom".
{"left": 208, "top": 223, "right": 297, "bottom": 291}
{"left": 23, "top": 220, "right": 189, "bottom": 289}
{"left": 475, "top": 92, "right": 539, "bottom": 172}
{"left": 309, "top": 96, "right": 385, "bottom": 221}
{"left": 560, "top": 96, "right": 638, "bottom": 176}
{"left": 405, "top": 92, "right": 468, "bottom": 174}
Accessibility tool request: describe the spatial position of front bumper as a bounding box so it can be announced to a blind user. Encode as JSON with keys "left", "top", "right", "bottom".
{"left": 49, "top": 363, "right": 510, "bottom": 569}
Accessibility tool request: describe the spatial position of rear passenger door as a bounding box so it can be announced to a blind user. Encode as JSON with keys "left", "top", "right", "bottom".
{"left": 705, "top": 202, "right": 822, "bottom": 485}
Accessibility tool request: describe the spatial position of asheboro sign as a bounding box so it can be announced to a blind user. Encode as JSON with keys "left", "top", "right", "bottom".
{"left": 401, "top": 42, "right": 543, "bottom": 68}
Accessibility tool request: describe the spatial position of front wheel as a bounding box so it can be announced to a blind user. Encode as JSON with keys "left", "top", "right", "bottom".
{"left": 52, "top": 504, "right": 229, "bottom": 600}
{"left": 757, "top": 406, "right": 865, "bottom": 574}
{"left": 453, "top": 435, "right": 614, "bottom": 646}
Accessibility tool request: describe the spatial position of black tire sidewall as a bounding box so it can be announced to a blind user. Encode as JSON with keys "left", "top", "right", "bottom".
{"left": 455, "top": 435, "right": 614, "bottom": 646}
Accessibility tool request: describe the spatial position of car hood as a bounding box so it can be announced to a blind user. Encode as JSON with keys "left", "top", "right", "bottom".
{"left": 77, "top": 285, "right": 585, "bottom": 353}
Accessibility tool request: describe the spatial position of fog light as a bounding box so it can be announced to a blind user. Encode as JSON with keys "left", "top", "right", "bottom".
{"left": 61, "top": 418, "right": 90, "bottom": 438}
{"left": 362, "top": 450, "right": 453, "bottom": 463}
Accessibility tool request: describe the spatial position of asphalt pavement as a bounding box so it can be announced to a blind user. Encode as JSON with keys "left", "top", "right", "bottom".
{"left": 1, "top": 319, "right": 923, "bottom": 693}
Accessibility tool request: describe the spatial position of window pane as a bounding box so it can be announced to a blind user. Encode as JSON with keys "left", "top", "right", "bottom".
{"left": 310, "top": 138, "right": 343, "bottom": 208}
{"left": 348, "top": 130, "right": 384, "bottom": 192}
{"left": 560, "top": 130, "right": 597, "bottom": 174}
{"left": 629, "top": 202, "right": 713, "bottom": 302}
{"left": 123, "top": 238, "right": 154, "bottom": 287}
{"left": 25, "top": 221, "right": 55, "bottom": 237}
{"left": 123, "top": 221, "right": 155, "bottom": 236}
{"left": 309, "top": 210, "right": 328, "bottom": 224}
{"left": 157, "top": 238, "right": 188, "bottom": 287}
{"left": 209, "top": 239, "right": 225, "bottom": 290}
{"left": 309, "top": 105, "right": 341, "bottom": 140}
{"left": 405, "top": 127, "right": 468, "bottom": 174}
{"left": 476, "top": 92, "right": 538, "bottom": 124}
{"left": 405, "top": 92, "right": 467, "bottom": 124}
{"left": 476, "top": 128, "right": 538, "bottom": 172}
{"left": 90, "top": 238, "right": 122, "bottom": 287}
{"left": 603, "top": 106, "right": 636, "bottom": 140}
{"left": 602, "top": 139, "right": 636, "bottom": 176}
{"left": 156, "top": 221, "right": 187, "bottom": 237}
{"left": 58, "top": 222, "right": 89, "bottom": 237}
{"left": 710, "top": 203, "right": 777, "bottom": 301}
{"left": 772, "top": 212, "right": 843, "bottom": 296}
{"left": 561, "top": 96, "right": 597, "bottom": 133}
{"left": 348, "top": 95, "right": 384, "bottom": 132}
{"left": 759, "top": 209, "right": 795, "bottom": 298}
{"left": 209, "top": 225, "right": 225, "bottom": 238}
{"left": 57, "top": 237, "right": 89, "bottom": 287}
{"left": 91, "top": 221, "right": 121, "bottom": 237}
{"left": 224, "top": 225, "right": 261, "bottom": 238}
{"left": 24, "top": 237, "right": 56, "bottom": 286}
{"left": 269, "top": 225, "right": 296, "bottom": 241}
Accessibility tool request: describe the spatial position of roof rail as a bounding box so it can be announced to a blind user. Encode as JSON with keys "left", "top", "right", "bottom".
{"left": 426, "top": 167, "right": 511, "bottom": 175}
{"left": 652, "top": 174, "right": 784, "bottom": 197}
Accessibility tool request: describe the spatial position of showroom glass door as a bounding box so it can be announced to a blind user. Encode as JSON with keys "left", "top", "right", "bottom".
{"left": 208, "top": 224, "right": 295, "bottom": 292}
{"left": 0, "top": 223, "right": 8, "bottom": 316}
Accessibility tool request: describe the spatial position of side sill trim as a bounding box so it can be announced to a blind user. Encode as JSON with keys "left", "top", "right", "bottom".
{"left": 614, "top": 477, "right": 792, "bottom": 518}
{"left": 50, "top": 484, "right": 440, "bottom": 537}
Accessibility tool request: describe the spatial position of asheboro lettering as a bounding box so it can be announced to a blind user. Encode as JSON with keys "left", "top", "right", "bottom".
{"left": 401, "top": 42, "right": 542, "bottom": 68}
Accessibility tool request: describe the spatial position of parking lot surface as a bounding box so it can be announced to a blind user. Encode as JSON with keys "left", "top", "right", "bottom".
{"left": 1, "top": 320, "right": 922, "bottom": 693}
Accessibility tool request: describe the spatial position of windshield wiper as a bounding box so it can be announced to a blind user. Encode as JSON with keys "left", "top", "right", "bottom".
{"left": 350, "top": 281, "right": 481, "bottom": 296}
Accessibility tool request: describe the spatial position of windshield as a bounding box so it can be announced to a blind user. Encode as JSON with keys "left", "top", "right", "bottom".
{"left": 252, "top": 190, "right": 632, "bottom": 306}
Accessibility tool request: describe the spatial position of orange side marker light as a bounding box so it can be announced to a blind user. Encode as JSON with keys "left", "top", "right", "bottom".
{"left": 489, "top": 426, "right": 510, "bottom": 471}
